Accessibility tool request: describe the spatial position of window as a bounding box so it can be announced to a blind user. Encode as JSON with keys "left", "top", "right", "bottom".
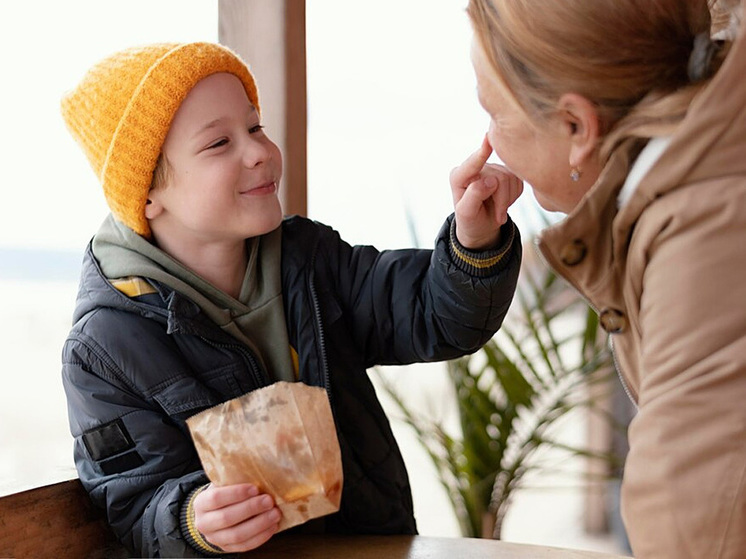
{"left": 0, "top": 2, "right": 614, "bottom": 552}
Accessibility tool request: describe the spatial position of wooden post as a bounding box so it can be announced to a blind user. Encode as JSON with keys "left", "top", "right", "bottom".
{"left": 583, "top": 382, "right": 612, "bottom": 535}
{"left": 583, "top": 327, "right": 615, "bottom": 535}
{"left": 218, "top": 0, "right": 308, "bottom": 217}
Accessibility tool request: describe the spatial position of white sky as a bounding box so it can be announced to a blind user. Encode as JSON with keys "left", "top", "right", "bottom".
{"left": 0, "top": 1, "right": 219, "bottom": 252}
{"left": 0, "top": 0, "right": 545, "bottom": 254}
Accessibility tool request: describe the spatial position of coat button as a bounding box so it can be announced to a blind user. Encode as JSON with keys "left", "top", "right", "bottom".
{"left": 560, "top": 239, "right": 587, "bottom": 266}
{"left": 599, "top": 308, "right": 627, "bottom": 334}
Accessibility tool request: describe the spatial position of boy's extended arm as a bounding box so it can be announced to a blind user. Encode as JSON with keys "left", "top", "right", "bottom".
{"left": 319, "top": 212, "right": 521, "bottom": 367}
{"left": 320, "top": 139, "right": 522, "bottom": 366}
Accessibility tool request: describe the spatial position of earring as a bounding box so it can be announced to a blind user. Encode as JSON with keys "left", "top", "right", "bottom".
{"left": 570, "top": 167, "right": 581, "bottom": 182}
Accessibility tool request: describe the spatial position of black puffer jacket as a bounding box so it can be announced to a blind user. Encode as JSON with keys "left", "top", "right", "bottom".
{"left": 62, "top": 214, "right": 521, "bottom": 557}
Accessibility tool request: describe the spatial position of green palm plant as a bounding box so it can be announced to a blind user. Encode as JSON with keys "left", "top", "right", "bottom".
{"left": 377, "top": 251, "right": 620, "bottom": 539}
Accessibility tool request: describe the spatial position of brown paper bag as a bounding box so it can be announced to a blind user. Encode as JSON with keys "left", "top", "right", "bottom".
{"left": 186, "top": 381, "right": 343, "bottom": 531}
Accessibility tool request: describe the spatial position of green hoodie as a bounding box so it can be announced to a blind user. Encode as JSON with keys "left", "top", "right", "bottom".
{"left": 92, "top": 214, "right": 295, "bottom": 382}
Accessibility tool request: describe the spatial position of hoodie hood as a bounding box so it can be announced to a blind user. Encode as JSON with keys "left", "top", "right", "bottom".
{"left": 74, "top": 215, "right": 294, "bottom": 382}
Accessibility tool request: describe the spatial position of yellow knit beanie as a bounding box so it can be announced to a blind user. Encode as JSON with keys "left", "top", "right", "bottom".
{"left": 61, "top": 42, "right": 260, "bottom": 238}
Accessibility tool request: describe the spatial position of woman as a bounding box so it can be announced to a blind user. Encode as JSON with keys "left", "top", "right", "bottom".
{"left": 465, "top": 0, "right": 745, "bottom": 557}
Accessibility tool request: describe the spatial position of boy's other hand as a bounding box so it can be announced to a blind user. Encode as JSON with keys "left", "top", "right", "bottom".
{"left": 194, "top": 483, "right": 281, "bottom": 553}
{"left": 449, "top": 135, "right": 523, "bottom": 250}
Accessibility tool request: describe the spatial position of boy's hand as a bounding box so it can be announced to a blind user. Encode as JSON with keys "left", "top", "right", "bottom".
{"left": 449, "top": 135, "right": 523, "bottom": 250}
{"left": 193, "top": 483, "right": 281, "bottom": 553}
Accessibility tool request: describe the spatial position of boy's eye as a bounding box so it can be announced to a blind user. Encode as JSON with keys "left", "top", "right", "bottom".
{"left": 249, "top": 124, "right": 264, "bottom": 134}
{"left": 207, "top": 138, "right": 229, "bottom": 149}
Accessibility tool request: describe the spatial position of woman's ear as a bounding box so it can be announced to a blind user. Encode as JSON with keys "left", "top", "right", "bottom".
{"left": 557, "top": 93, "right": 601, "bottom": 168}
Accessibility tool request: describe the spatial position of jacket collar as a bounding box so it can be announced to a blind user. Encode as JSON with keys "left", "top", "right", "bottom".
{"left": 75, "top": 242, "right": 232, "bottom": 342}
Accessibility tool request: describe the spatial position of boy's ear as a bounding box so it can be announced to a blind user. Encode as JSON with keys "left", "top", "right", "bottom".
{"left": 144, "top": 192, "right": 164, "bottom": 220}
{"left": 556, "top": 93, "right": 601, "bottom": 168}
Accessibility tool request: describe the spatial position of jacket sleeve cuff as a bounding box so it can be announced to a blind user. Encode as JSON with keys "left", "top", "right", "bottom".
{"left": 180, "top": 484, "right": 227, "bottom": 557}
{"left": 448, "top": 216, "right": 518, "bottom": 277}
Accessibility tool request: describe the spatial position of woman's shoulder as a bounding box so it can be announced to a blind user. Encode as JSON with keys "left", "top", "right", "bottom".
{"left": 636, "top": 173, "right": 746, "bottom": 236}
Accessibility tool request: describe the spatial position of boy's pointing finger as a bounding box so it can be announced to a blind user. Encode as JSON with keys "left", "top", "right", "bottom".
{"left": 450, "top": 135, "right": 493, "bottom": 188}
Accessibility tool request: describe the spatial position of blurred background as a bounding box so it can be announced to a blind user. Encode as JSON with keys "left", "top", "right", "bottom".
{"left": 0, "top": 1, "right": 628, "bottom": 554}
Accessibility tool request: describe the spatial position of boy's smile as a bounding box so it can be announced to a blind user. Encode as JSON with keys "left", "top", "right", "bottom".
{"left": 239, "top": 181, "right": 277, "bottom": 196}
{"left": 145, "top": 72, "right": 284, "bottom": 258}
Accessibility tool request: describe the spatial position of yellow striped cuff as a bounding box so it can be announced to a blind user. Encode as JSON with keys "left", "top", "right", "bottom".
{"left": 448, "top": 218, "right": 516, "bottom": 276}
{"left": 181, "top": 485, "right": 225, "bottom": 556}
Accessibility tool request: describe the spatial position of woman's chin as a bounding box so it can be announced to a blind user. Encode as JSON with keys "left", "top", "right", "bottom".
{"left": 533, "top": 191, "right": 573, "bottom": 215}
{"left": 533, "top": 193, "right": 558, "bottom": 213}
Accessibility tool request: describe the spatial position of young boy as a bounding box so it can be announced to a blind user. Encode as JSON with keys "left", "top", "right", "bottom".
{"left": 60, "top": 42, "right": 523, "bottom": 557}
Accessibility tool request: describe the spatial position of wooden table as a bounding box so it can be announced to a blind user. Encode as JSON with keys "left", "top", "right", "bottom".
{"left": 0, "top": 480, "right": 633, "bottom": 558}
{"left": 244, "top": 534, "right": 633, "bottom": 559}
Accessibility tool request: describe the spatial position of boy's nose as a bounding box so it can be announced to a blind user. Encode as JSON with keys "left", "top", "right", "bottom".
{"left": 242, "top": 138, "right": 270, "bottom": 168}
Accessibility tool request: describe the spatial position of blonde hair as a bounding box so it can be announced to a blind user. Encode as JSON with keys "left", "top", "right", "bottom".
{"left": 150, "top": 153, "right": 172, "bottom": 191}
{"left": 467, "top": 0, "right": 731, "bottom": 161}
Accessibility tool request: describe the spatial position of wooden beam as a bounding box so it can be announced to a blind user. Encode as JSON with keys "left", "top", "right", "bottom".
{"left": 0, "top": 479, "right": 127, "bottom": 558}
{"left": 218, "top": 0, "right": 308, "bottom": 217}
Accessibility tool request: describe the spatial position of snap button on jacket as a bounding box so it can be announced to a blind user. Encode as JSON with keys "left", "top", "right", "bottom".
{"left": 599, "top": 309, "right": 627, "bottom": 334}
{"left": 559, "top": 239, "right": 587, "bottom": 266}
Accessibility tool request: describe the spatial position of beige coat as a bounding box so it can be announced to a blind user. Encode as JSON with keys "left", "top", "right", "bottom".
{"left": 536, "top": 9, "right": 746, "bottom": 559}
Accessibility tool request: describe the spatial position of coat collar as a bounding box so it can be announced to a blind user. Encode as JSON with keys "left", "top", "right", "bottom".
{"left": 536, "top": 8, "right": 746, "bottom": 310}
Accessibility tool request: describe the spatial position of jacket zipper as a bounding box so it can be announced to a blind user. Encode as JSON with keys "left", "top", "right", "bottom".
{"left": 308, "top": 246, "right": 334, "bottom": 409}
{"left": 609, "top": 337, "right": 638, "bottom": 409}
{"left": 533, "top": 237, "right": 638, "bottom": 408}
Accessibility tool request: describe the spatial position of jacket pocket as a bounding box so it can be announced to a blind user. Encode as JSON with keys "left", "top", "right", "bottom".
{"left": 151, "top": 365, "right": 244, "bottom": 424}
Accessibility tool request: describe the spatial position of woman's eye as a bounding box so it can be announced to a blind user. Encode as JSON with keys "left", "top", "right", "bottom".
{"left": 249, "top": 124, "right": 264, "bottom": 134}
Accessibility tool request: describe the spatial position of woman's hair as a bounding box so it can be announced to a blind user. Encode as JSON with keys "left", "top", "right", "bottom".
{"left": 467, "top": 0, "right": 732, "bottom": 161}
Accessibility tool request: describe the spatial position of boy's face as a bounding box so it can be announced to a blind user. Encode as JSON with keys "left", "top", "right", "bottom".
{"left": 146, "top": 72, "right": 283, "bottom": 247}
